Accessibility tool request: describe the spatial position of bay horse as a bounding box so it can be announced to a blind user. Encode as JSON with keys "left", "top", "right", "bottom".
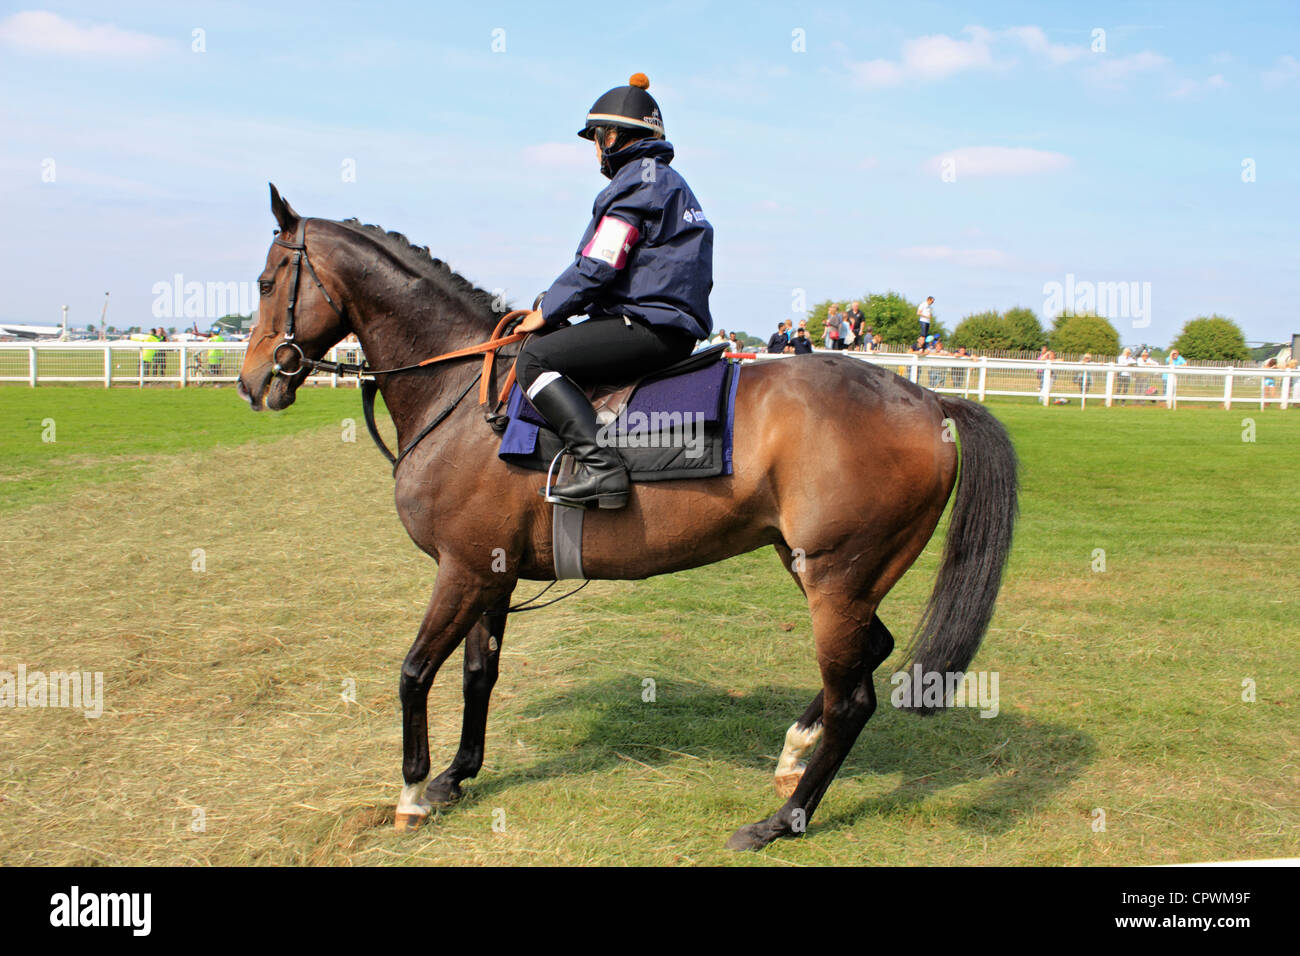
{"left": 237, "top": 185, "right": 1018, "bottom": 851}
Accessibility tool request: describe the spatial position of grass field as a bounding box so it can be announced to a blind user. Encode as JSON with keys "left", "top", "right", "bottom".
{"left": 0, "top": 385, "right": 1297, "bottom": 866}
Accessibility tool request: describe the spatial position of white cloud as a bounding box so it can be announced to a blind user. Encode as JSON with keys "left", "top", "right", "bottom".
{"left": 849, "top": 25, "right": 1090, "bottom": 88}
{"left": 1169, "top": 74, "right": 1228, "bottom": 99}
{"left": 1087, "top": 50, "right": 1169, "bottom": 87}
{"left": 924, "top": 146, "right": 1072, "bottom": 178}
{"left": 902, "top": 27, "right": 996, "bottom": 80}
{"left": 0, "top": 10, "right": 170, "bottom": 56}
{"left": 1262, "top": 54, "right": 1300, "bottom": 87}
{"left": 848, "top": 58, "right": 904, "bottom": 87}
{"left": 1005, "top": 26, "right": 1087, "bottom": 65}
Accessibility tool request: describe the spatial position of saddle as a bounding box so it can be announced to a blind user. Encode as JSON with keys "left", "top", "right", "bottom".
{"left": 498, "top": 343, "right": 739, "bottom": 483}
{"left": 584, "top": 343, "right": 729, "bottom": 424}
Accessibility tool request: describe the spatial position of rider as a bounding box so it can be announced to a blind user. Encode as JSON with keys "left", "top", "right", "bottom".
{"left": 514, "top": 73, "right": 714, "bottom": 510}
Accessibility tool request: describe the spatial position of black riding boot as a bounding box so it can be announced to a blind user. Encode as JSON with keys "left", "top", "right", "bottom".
{"left": 527, "top": 373, "right": 630, "bottom": 510}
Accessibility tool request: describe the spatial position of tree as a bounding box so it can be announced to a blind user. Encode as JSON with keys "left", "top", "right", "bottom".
{"left": 1171, "top": 315, "right": 1248, "bottom": 361}
{"left": 805, "top": 299, "right": 835, "bottom": 343}
{"left": 1048, "top": 312, "right": 1120, "bottom": 356}
{"left": 950, "top": 310, "right": 1011, "bottom": 350}
{"left": 866, "top": 291, "right": 946, "bottom": 345}
{"left": 1002, "top": 306, "right": 1047, "bottom": 351}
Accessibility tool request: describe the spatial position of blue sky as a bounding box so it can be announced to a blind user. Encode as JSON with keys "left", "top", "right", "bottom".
{"left": 2, "top": 0, "right": 1297, "bottom": 346}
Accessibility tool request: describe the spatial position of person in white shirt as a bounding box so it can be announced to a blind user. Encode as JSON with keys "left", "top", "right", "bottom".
{"left": 1116, "top": 347, "right": 1136, "bottom": 404}
{"left": 710, "top": 328, "right": 728, "bottom": 346}
{"left": 917, "top": 296, "right": 934, "bottom": 341}
{"left": 1136, "top": 348, "right": 1160, "bottom": 396}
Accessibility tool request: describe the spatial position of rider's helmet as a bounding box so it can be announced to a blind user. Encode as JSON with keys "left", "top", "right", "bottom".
{"left": 579, "top": 73, "right": 665, "bottom": 177}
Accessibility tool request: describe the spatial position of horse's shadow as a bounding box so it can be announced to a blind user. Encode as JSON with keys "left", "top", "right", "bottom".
{"left": 462, "top": 676, "right": 1095, "bottom": 839}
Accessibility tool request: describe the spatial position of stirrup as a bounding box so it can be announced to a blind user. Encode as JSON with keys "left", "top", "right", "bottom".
{"left": 540, "top": 450, "right": 586, "bottom": 509}
{"left": 539, "top": 450, "right": 628, "bottom": 510}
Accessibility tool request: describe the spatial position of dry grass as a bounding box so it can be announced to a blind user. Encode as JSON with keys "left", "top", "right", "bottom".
{"left": 1, "top": 401, "right": 1298, "bottom": 866}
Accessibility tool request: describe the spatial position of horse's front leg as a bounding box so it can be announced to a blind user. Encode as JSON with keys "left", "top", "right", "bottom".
{"left": 424, "top": 596, "right": 510, "bottom": 806}
{"left": 394, "top": 567, "right": 504, "bottom": 831}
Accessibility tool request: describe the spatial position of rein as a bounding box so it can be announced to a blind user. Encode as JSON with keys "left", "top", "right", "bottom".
{"left": 268, "top": 219, "right": 531, "bottom": 473}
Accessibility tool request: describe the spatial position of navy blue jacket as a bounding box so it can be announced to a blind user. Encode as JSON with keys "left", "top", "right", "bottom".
{"left": 540, "top": 138, "right": 713, "bottom": 340}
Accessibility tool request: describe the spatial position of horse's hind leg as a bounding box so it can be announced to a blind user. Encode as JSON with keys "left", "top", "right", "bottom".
{"left": 424, "top": 597, "right": 509, "bottom": 806}
{"left": 727, "top": 603, "right": 895, "bottom": 851}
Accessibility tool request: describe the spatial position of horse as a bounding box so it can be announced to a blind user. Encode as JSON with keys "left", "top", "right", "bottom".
{"left": 237, "top": 184, "right": 1018, "bottom": 851}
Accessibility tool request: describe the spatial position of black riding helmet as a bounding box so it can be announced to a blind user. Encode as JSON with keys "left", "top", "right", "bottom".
{"left": 579, "top": 73, "right": 665, "bottom": 177}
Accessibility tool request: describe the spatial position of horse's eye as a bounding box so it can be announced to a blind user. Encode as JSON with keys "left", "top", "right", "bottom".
{"left": 259, "top": 280, "right": 273, "bottom": 296}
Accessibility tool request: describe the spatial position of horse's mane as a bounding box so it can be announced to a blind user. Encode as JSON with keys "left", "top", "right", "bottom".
{"left": 336, "top": 218, "right": 503, "bottom": 317}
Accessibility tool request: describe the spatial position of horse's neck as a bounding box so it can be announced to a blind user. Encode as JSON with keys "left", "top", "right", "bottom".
{"left": 340, "top": 259, "right": 496, "bottom": 449}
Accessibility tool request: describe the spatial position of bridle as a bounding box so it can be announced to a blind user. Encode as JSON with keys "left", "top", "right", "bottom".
{"left": 264, "top": 218, "right": 531, "bottom": 472}
{"left": 270, "top": 218, "right": 345, "bottom": 378}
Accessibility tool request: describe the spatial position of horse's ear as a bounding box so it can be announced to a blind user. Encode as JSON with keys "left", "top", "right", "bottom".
{"left": 269, "top": 182, "right": 300, "bottom": 234}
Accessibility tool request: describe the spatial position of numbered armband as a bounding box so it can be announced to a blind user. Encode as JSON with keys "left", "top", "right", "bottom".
{"left": 581, "top": 216, "right": 641, "bottom": 270}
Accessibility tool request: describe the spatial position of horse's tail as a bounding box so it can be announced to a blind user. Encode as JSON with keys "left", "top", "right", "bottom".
{"left": 904, "top": 397, "right": 1018, "bottom": 713}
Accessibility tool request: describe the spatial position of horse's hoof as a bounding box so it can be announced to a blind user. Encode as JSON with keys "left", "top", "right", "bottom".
{"left": 726, "top": 823, "right": 775, "bottom": 852}
{"left": 424, "top": 780, "right": 463, "bottom": 807}
{"left": 774, "top": 771, "right": 804, "bottom": 799}
{"left": 393, "top": 811, "right": 427, "bottom": 833}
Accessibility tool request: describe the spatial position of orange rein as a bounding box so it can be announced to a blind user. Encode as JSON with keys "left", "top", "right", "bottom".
{"left": 411, "top": 309, "right": 531, "bottom": 408}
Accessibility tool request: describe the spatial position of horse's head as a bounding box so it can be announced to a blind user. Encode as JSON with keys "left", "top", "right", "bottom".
{"left": 238, "top": 184, "right": 351, "bottom": 411}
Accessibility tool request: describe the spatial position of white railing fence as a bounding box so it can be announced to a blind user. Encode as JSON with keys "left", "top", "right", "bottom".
{"left": 0, "top": 342, "right": 365, "bottom": 390}
{"left": 740, "top": 350, "right": 1298, "bottom": 410}
{"left": 2, "top": 341, "right": 1297, "bottom": 410}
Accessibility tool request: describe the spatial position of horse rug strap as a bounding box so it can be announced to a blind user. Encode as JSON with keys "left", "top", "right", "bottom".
{"left": 550, "top": 456, "right": 586, "bottom": 580}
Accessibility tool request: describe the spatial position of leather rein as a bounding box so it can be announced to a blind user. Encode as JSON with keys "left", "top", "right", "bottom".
{"left": 268, "top": 219, "right": 530, "bottom": 473}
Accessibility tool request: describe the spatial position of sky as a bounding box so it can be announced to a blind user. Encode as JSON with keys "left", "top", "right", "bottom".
{"left": 1, "top": 0, "right": 1298, "bottom": 347}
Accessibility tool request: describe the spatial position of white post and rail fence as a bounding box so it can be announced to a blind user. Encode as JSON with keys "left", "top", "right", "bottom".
{"left": 1, "top": 341, "right": 1296, "bottom": 410}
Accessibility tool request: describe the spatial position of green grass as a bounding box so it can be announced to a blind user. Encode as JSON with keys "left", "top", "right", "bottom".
{"left": 0, "top": 386, "right": 371, "bottom": 511}
{"left": 0, "top": 393, "right": 1296, "bottom": 865}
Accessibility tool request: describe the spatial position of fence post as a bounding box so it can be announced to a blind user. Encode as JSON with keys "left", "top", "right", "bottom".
{"left": 1040, "top": 366, "right": 1051, "bottom": 405}
{"left": 1283, "top": 372, "right": 1292, "bottom": 411}
{"left": 29, "top": 345, "right": 37, "bottom": 387}
{"left": 909, "top": 356, "right": 918, "bottom": 383}
{"left": 977, "top": 357, "right": 987, "bottom": 402}
{"left": 330, "top": 346, "right": 339, "bottom": 388}
{"left": 104, "top": 345, "right": 112, "bottom": 388}
{"left": 1223, "top": 370, "right": 1233, "bottom": 410}
{"left": 1104, "top": 368, "right": 1114, "bottom": 407}
{"left": 179, "top": 345, "right": 188, "bottom": 388}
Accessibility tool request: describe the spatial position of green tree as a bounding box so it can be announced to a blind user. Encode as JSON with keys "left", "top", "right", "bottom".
{"left": 805, "top": 292, "right": 947, "bottom": 346}
{"left": 866, "top": 291, "right": 943, "bottom": 345}
{"left": 950, "top": 310, "right": 1012, "bottom": 350}
{"left": 1171, "top": 315, "right": 1249, "bottom": 361}
{"left": 1048, "top": 312, "right": 1120, "bottom": 356}
{"left": 1002, "top": 306, "right": 1047, "bottom": 350}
